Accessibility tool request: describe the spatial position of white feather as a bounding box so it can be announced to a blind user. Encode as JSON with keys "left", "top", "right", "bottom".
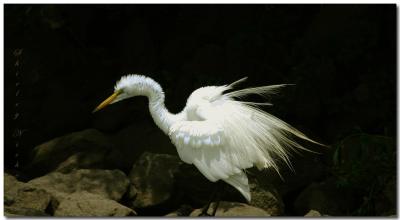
{"left": 224, "top": 172, "right": 251, "bottom": 202}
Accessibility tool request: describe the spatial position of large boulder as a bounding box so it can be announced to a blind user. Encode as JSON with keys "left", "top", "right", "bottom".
{"left": 294, "top": 177, "right": 359, "bottom": 216}
{"left": 5, "top": 206, "right": 49, "bottom": 217}
{"left": 380, "top": 177, "right": 396, "bottom": 215}
{"left": 190, "top": 202, "right": 271, "bottom": 217}
{"left": 107, "top": 122, "right": 180, "bottom": 167}
{"left": 54, "top": 192, "right": 136, "bottom": 217}
{"left": 165, "top": 205, "right": 194, "bottom": 217}
{"left": 27, "top": 129, "right": 123, "bottom": 177}
{"left": 304, "top": 209, "right": 323, "bottom": 217}
{"left": 28, "top": 169, "right": 129, "bottom": 203}
{"left": 249, "top": 181, "right": 284, "bottom": 216}
{"left": 4, "top": 173, "right": 54, "bottom": 216}
{"left": 330, "top": 134, "right": 396, "bottom": 215}
{"left": 128, "top": 152, "right": 182, "bottom": 208}
{"left": 27, "top": 126, "right": 178, "bottom": 179}
{"left": 5, "top": 170, "right": 133, "bottom": 216}
{"left": 4, "top": 173, "right": 26, "bottom": 204}
{"left": 54, "top": 150, "right": 125, "bottom": 174}
{"left": 8, "top": 185, "right": 53, "bottom": 212}
{"left": 253, "top": 150, "right": 328, "bottom": 199}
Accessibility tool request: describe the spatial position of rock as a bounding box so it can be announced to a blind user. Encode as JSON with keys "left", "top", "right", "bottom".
{"left": 253, "top": 151, "right": 327, "bottom": 199}
{"left": 165, "top": 211, "right": 179, "bottom": 217}
{"left": 54, "top": 150, "right": 124, "bottom": 174}
{"left": 380, "top": 176, "right": 396, "bottom": 215}
{"left": 7, "top": 169, "right": 131, "bottom": 216}
{"left": 11, "top": 185, "right": 53, "bottom": 212}
{"left": 30, "top": 125, "right": 176, "bottom": 178}
{"left": 332, "top": 134, "right": 395, "bottom": 187}
{"left": 372, "top": 175, "right": 396, "bottom": 216}
{"left": 128, "top": 152, "right": 182, "bottom": 208}
{"left": 4, "top": 173, "right": 26, "bottom": 205}
{"left": 4, "top": 206, "right": 49, "bottom": 217}
{"left": 304, "top": 209, "right": 322, "bottom": 217}
{"left": 27, "top": 129, "right": 121, "bottom": 177}
{"left": 28, "top": 169, "right": 129, "bottom": 202}
{"left": 294, "top": 178, "right": 359, "bottom": 216}
{"left": 383, "top": 177, "right": 396, "bottom": 206}
{"left": 249, "top": 181, "right": 284, "bottom": 215}
{"left": 330, "top": 134, "right": 395, "bottom": 215}
{"left": 4, "top": 211, "right": 21, "bottom": 217}
{"left": 165, "top": 205, "right": 193, "bottom": 217}
{"left": 108, "top": 122, "right": 180, "bottom": 168}
{"left": 5, "top": 173, "right": 53, "bottom": 216}
{"left": 190, "top": 202, "right": 271, "bottom": 217}
{"left": 54, "top": 192, "right": 136, "bottom": 217}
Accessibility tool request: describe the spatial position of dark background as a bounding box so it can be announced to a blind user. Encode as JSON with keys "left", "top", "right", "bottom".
{"left": 4, "top": 4, "right": 396, "bottom": 216}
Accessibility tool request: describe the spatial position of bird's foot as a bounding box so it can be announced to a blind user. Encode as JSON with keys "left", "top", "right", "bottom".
{"left": 198, "top": 211, "right": 212, "bottom": 217}
{"left": 198, "top": 205, "right": 213, "bottom": 217}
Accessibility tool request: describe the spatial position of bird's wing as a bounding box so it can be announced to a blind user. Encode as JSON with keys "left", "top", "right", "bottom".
{"left": 169, "top": 78, "right": 322, "bottom": 201}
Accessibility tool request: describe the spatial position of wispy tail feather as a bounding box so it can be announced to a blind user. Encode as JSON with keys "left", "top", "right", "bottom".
{"left": 227, "top": 76, "right": 248, "bottom": 88}
{"left": 219, "top": 77, "right": 324, "bottom": 173}
{"left": 226, "top": 84, "right": 294, "bottom": 99}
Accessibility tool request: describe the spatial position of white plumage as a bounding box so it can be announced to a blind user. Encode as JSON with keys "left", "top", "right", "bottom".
{"left": 94, "top": 74, "right": 321, "bottom": 202}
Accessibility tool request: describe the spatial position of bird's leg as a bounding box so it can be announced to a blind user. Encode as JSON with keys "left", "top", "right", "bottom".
{"left": 199, "top": 181, "right": 225, "bottom": 216}
{"left": 199, "top": 181, "right": 222, "bottom": 216}
{"left": 210, "top": 192, "right": 221, "bottom": 216}
{"left": 198, "top": 191, "right": 216, "bottom": 216}
{"left": 211, "top": 181, "right": 225, "bottom": 216}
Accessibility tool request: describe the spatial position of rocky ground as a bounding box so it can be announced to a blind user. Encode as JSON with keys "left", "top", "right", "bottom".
{"left": 4, "top": 129, "right": 396, "bottom": 217}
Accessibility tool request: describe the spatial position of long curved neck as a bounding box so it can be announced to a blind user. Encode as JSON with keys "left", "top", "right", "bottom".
{"left": 136, "top": 78, "right": 181, "bottom": 134}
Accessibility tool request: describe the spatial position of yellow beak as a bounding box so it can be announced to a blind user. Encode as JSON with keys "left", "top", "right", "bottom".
{"left": 92, "top": 90, "right": 121, "bottom": 113}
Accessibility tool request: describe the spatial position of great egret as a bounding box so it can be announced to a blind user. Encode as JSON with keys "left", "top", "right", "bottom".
{"left": 93, "top": 74, "right": 320, "bottom": 204}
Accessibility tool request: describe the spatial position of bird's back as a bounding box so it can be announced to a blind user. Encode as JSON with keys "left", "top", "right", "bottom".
{"left": 183, "top": 86, "right": 230, "bottom": 121}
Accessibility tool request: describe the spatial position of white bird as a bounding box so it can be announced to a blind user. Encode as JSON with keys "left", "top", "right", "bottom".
{"left": 93, "top": 74, "right": 321, "bottom": 202}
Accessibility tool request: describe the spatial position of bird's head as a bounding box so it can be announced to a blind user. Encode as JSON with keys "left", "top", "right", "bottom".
{"left": 93, "top": 74, "right": 153, "bottom": 113}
